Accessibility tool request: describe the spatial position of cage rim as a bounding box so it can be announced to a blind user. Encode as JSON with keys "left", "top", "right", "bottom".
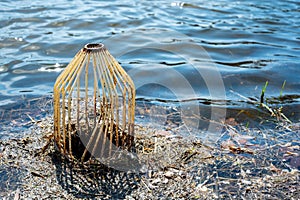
{"left": 83, "top": 43, "right": 105, "bottom": 52}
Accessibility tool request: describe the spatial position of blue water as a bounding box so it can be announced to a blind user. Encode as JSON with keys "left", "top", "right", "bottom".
{"left": 0, "top": 0, "right": 300, "bottom": 138}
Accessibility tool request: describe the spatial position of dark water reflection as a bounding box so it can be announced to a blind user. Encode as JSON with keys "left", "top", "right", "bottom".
{"left": 0, "top": 0, "right": 299, "bottom": 138}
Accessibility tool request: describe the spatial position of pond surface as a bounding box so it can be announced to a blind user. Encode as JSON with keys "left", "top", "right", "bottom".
{"left": 0, "top": 0, "right": 300, "bottom": 139}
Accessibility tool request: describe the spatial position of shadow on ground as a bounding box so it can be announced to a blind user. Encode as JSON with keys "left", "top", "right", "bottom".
{"left": 50, "top": 151, "right": 141, "bottom": 199}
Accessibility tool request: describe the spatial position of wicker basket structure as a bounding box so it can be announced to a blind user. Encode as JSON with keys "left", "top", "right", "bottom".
{"left": 53, "top": 43, "right": 135, "bottom": 163}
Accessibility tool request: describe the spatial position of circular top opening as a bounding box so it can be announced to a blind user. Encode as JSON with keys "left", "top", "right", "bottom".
{"left": 83, "top": 43, "right": 105, "bottom": 52}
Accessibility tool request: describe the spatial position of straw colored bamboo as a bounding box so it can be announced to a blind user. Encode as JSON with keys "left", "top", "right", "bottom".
{"left": 53, "top": 43, "right": 135, "bottom": 163}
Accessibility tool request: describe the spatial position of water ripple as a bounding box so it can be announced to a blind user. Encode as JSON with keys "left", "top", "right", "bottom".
{"left": 0, "top": 0, "right": 298, "bottom": 114}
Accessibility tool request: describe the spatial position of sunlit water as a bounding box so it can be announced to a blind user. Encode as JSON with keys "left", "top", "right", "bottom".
{"left": 0, "top": 0, "right": 300, "bottom": 139}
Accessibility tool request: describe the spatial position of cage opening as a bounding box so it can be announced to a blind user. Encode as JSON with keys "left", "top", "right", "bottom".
{"left": 83, "top": 43, "right": 105, "bottom": 52}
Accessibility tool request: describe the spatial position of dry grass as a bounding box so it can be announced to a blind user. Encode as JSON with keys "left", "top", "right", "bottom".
{"left": 0, "top": 94, "right": 299, "bottom": 199}
{"left": 0, "top": 112, "right": 299, "bottom": 199}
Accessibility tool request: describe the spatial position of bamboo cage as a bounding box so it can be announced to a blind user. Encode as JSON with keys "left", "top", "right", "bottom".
{"left": 53, "top": 43, "right": 135, "bottom": 164}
